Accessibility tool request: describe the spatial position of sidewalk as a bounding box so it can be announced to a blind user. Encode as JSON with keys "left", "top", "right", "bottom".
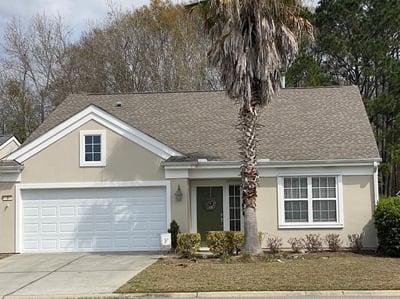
{"left": 4, "top": 290, "right": 400, "bottom": 299}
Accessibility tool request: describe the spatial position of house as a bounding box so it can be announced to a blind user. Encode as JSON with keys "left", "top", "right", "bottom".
{"left": 0, "top": 86, "right": 381, "bottom": 253}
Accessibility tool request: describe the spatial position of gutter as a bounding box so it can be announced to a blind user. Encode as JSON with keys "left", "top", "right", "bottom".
{"left": 163, "top": 158, "right": 381, "bottom": 169}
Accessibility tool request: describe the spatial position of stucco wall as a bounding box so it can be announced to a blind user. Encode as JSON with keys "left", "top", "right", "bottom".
{"left": 257, "top": 175, "right": 377, "bottom": 249}
{"left": 170, "top": 179, "right": 190, "bottom": 233}
{"left": 0, "top": 183, "right": 15, "bottom": 253}
{"left": 21, "top": 120, "right": 165, "bottom": 183}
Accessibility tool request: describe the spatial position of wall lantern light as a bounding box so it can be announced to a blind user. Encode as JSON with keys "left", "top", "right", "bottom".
{"left": 175, "top": 185, "right": 183, "bottom": 201}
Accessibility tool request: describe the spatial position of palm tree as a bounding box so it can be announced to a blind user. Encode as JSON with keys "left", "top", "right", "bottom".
{"left": 189, "top": 0, "right": 313, "bottom": 254}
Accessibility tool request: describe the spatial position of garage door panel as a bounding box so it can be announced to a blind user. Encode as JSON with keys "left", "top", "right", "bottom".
{"left": 21, "top": 186, "right": 167, "bottom": 252}
{"left": 60, "top": 206, "right": 75, "bottom": 217}
{"left": 60, "top": 223, "right": 75, "bottom": 233}
{"left": 60, "top": 239, "right": 75, "bottom": 249}
{"left": 24, "top": 207, "right": 39, "bottom": 217}
{"left": 42, "top": 223, "right": 57, "bottom": 233}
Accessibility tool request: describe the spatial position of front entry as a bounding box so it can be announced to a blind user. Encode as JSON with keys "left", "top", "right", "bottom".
{"left": 196, "top": 186, "right": 223, "bottom": 242}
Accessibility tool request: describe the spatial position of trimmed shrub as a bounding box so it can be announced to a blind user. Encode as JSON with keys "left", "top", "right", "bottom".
{"left": 265, "top": 234, "right": 283, "bottom": 253}
{"left": 177, "top": 233, "right": 201, "bottom": 258}
{"left": 206, "top": 231, "right": 244, "bottom": 256}
{"left": 375, "top": 196, "right": 400, "bottom": 256}
{"left": 325, "top": 234, "right": 342, "bottom": 251}
{"left": 304, "top": 234, "right": 323, "bottom": 252}
{"left": 347, "top": 233, "right": 363, "bottom": 251}
{"left": 288, "top": 237, "right": 305, "bottom": 253}
{"left": 168, "top": 220, "right": 180, "bottom": 250}
{"left": 234, "top": 232, "right": 245, "bottom": 253}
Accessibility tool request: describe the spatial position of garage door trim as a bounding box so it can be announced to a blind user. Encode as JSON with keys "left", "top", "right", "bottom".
{"left": 16, "top": 181, "right": 171, "bottom": 253}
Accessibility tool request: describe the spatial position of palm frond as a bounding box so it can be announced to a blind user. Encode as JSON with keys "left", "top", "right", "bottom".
{"left": 190, "top": 0, "right": 313, "bottom": 107}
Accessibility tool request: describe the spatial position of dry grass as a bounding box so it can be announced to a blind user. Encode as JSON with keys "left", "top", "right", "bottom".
{"left": 117, "top": 251, "right": 400, "bottom": 293}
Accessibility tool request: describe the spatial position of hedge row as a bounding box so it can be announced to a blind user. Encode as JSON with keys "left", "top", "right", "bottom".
{"left": 374, "top": 196, "right": 400, "bottom": 256}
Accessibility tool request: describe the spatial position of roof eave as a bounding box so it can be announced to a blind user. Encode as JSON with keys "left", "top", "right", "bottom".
{"left": 163, "top": 158, "right": 381, "bottom": 169}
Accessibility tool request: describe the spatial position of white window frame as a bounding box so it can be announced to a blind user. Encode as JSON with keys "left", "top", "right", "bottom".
{"left": 79, "top": 130, "right": 106, "bottom": 167}
{"left": 228, "top": 184, "right": 242, "bottom": 232}
{"left": 277, "top": 175, "right": 343, "bottom": 229}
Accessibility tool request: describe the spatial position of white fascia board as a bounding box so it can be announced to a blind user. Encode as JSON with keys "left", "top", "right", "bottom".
{"left": 0, "top": 136, "right": 21, "bottom": 151}
{"left": 16, "top": 180, "right": 170, "bottom": 190}
{"left": 0, "top": 172, "right": 21, "bottom": 182}
{"left": 7, "top": 105, "right": 182, "bottom": 163}
{"left": 164, "top": 159, "right": 378, "bottom": 179}
{"left": 258, "top": 158, "right": 381, "bottom": 168}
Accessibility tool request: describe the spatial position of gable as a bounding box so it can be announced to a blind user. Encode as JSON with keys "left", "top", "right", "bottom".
{"left": 20, "top": 120, "right": 166, "bottom": 183}
{"left": 0, "top": 136, "right": 21, "bottom": 159}
{"left": 7, "top": 105, "right": 182, "bottom": 164}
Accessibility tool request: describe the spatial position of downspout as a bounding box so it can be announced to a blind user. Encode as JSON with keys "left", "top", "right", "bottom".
{"left": 373, "top": 161, "right": 379, "bottom": 205}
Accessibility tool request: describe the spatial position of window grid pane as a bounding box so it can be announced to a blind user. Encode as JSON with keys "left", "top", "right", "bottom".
{"left": 283, "top": 177, "right": 307, "bottom": 199}
{"left": 84, "top": 134, "right": 102, "bottom": 162}
{"left": 284, "top": 200, "right": 308, "bottom": 222}
{"left": 229, "top": 185, "right": 241, "bottom": 231}
{"left": 311, "top": 177, "right": 336, "bottom": 198}
{"left": 312, "top": 200, "right": 337, "bottom": 222}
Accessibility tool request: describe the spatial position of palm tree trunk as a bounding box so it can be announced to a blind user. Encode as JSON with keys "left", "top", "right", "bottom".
{"left": 240, "top": 102, "right": 262, "bottom": 255}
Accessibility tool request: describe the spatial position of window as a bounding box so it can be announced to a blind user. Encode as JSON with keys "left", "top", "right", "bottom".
{"left": 80, "top": 130, "right": 106, "bottom": 167}
{"left": 278, "top": 176, "right": 343, "bottom": 228}
{"left": 229, "top": 184, "right": 241, "bottom": 231}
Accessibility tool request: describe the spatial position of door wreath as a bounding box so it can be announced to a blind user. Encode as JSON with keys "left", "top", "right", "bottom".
{"left": 205, "top": 199, "right": 217, "bottom": 210}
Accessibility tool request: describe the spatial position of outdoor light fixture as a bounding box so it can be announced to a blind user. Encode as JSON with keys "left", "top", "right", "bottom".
{"left": 175, "top": 185, "right": 183, "bottom": 201}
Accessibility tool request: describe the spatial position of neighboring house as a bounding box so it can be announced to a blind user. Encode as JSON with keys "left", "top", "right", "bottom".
{"left": 0, "top": 135, "right": 20, "bottom": 159}
{"left": 0, "top": 86, "right": 381, "bottom": 253}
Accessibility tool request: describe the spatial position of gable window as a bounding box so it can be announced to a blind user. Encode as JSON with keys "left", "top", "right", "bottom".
{"left": 278, "top": 176, "right": 343, "bottom": 228}
{"left": 80, "top": 130, "right": 106, "bottom": 167}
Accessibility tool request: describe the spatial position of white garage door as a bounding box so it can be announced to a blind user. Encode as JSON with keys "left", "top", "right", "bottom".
{"left": 20, "top": 186, "right": 167, "bottom": 252}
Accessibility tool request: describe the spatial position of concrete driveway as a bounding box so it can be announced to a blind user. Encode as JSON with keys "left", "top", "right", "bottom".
{"left": 0, "top": 252, "right": 160, "bottom": 297}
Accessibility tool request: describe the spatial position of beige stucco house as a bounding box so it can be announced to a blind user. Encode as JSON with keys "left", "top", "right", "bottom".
{"left": 0, "top": 86, "right": 381, "bottom": 253}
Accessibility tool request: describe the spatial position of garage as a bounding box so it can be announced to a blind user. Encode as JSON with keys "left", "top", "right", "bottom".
{"left": 19, "top": 185, "right": 168, "bottom": 252}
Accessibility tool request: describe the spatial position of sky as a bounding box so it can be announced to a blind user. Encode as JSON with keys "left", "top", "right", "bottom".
{"left": 0, "top": 0, "right": 317, "bottom": 42}
{"left": 0, "top": 0, "right": 180, "bottom": 40}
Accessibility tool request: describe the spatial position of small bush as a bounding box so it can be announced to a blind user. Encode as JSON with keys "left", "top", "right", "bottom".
{"left": 219, "top": 252, "right": 232, "bottom": 263}
{"left": 263, "top": 252, "right": 283, "bottom": 262}
{"left": 265, "top": 234, "right": 283, "bottom": 253}
{"left": 325, "top": 234, "right": 342, "bottom": 251}
{"left": 305, "top": 234, "right": 323, "bottom": 252}
{"left": 347, "top": 233, "right": 363, "bottom": 251}
{"left": 177, "top": 233, "right": 201, "bottom": 258}
{"left": 240, "top": 251, "right": 252, "bottom": 262}
{"left": 206, "top": 231, "right": 244, "bottom": 256}
{"left": 168, "top": 220, "right": 180, "bottom": 250}
{"left": 374, "top": 196, "right": 400, "bottom": 256}
{"left": 233, "top": 232, "right": 245, "bottom": 253}
{"left": 288, "top": 237, "right": 305, "bottom": 253}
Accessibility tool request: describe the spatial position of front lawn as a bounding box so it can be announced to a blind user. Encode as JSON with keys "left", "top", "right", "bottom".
{"left": 117, "top": 251, "right": 400, "bottom": 293}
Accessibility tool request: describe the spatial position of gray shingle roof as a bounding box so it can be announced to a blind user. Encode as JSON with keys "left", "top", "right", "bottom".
{"left": 0, "top": 135, "right": 13, "bottom": 146}
{"left": 25, "top": 86, "right": 380, "bottom": 162}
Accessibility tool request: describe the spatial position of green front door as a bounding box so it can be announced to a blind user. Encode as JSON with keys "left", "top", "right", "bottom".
{"left": 197, "top": 186, "right": 224, "bottom": 243}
